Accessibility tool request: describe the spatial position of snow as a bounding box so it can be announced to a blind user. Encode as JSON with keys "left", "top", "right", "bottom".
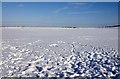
{"left": 1, "top": 27, "right": 120, "bottom": 78}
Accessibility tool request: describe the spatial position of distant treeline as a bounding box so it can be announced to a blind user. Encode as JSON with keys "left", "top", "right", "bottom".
{"left": 61, "top": 25, "right": 120, "bottom": 28}
{"left": 63, "top": 26, "right": 78, "bottom": 28}
{"left": 1, "top": 25, "right": 120, "bottom": 28}
{"left": 103, "top": 25, "right": 120, "bottom": 28}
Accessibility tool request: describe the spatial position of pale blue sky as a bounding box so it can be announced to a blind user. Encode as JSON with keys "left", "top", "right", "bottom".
{"left": 2, "top": 2, "right": 118, "bottom": 27}
{"left": 0, "top": 2, "right": 2, "bottom": 26}
{"left": 2, "top": 0, "right": 120, "bottom": 2}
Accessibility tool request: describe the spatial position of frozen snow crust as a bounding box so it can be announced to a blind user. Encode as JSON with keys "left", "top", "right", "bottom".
{"left": 1, "top": 27, "right": 120, "bottom": 78}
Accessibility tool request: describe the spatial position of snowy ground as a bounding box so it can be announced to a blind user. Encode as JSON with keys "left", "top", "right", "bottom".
{"left": 1, "top": 27, "right": 120, "bottom": 78}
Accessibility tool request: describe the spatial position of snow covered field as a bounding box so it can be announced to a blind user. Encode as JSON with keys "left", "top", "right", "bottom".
{"left": 1, "top": 27, "right": 120, "bottom": 78}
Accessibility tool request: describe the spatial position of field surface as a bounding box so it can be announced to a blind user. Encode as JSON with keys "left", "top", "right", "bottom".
{"left": 1, "top": 27, "right": 119, "bottom": 78}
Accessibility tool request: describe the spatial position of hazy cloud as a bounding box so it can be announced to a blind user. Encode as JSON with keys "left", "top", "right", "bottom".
{"left": 53, "top": 2, "right": 91, "bottom": 14}
{"left": 53, "top": 6, "right": 69, "bottom": 13}
{"left": 68, "top": 11, "right": 100, "bottom": 14}
{"left": 17, "top": 4, "right": 24, "bottom": 7}
{"left": 68, "top": 2, "right": 87, "bottom": 5}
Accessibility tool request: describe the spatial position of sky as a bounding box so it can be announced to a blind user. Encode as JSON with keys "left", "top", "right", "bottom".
{"left": 0, "top": 2, "right": 2, "bottom": 26}
{"left": 2, "top": 2, "right": 118, "bottom": 27}
{"left": 2, "top": 0, "right": 120, "bottom": 2}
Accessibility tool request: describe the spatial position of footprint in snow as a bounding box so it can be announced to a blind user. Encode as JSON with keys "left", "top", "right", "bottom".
{"left": 36, "top": 66, "right": 43, "bottom": 72}
{"left": 49, "top": 44, "right": 58, "bottom": 47}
